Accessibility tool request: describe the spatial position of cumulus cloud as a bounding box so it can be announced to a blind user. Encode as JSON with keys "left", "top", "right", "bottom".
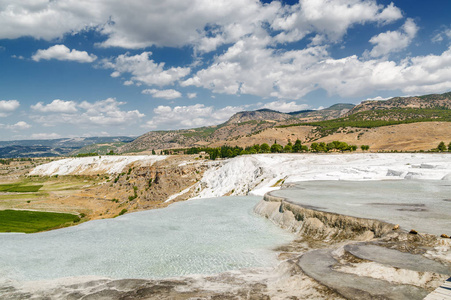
{"left": 31, "top": 98, "right": 144, "bottom": 127}
{"left": 103, "top": 52, "right": 190, "bottom": 86}
{"left": 367, "top": 19, "right": 418, "bottom": 58}
{"left": 0, "top": 99, "right": 20, "bottom": 117}
{"left": 187, "top": 93, "right": 197, "bottom": 99}
{"left": 183, "top": 35, "right": 451, "bottom": 99}
{"left": 32, "top": 45, "right": 97, "bottom": 63}
{"left": 1, "top": 121, "right": 31, "bottom": 131}
{"left": 143, "top": 104, "right": 245, "bottom": 129}
{"left": 272, "top": 0, "right": 402, "bottom": 44}
{"left": 262, "top": 101, "right": 310, "bottom": 113}
{"left": 31, "top": 99, "right": 78, "bottom": 113}
{"left": 31, "top": 133, "right": 62, "bottom": 140}
{"left": 142, "top": 89, "right": 182, "bottom": 99}
{"left": 0, "top": 0, "right": 402, "bottom": 51}
{"left": 364, "top": 96, "right": 393, "bottom": 101}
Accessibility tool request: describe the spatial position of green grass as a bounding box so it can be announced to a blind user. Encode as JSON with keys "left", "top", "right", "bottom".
{"left": 0, "top": 209, "right": 81, "bottom": 233}
{"left": 0, "top": 184, "right": 43, "bottom": 192}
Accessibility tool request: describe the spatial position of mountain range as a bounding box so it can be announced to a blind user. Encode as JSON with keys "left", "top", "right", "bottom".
{"left": 1, "top": 92, "right": 450, "bottom": 158}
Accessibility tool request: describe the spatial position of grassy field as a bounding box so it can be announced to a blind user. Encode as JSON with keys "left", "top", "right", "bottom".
{"left": 0, "top": 209, "right": 80, "bottom": 233}
{"left": 0, "top": 184, "right": 43, "bottom": 192}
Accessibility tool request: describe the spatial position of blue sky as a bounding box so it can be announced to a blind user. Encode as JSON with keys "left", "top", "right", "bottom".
{"left": 0, "top": 0, "right": 450, "bottom": 140}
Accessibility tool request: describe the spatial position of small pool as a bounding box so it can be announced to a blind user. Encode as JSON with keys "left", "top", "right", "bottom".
{"left": 0, "top": 196, "right": 293, "bottom": 281}
{"left": 273, "top": 180, "right": 451, "bottom": 236}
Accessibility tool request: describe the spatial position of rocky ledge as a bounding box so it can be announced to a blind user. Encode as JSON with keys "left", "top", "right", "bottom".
{"left": 254, "top": 189, "right": 451, "bottom": 299}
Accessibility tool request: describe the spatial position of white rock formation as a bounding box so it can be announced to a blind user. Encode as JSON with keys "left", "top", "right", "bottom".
{"left": 29, "top": 155, "right": 167, "bottom": 176}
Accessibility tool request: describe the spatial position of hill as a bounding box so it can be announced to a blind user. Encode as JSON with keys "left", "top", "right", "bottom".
{"left": 119, "top": 103, "right": 354, "bottom": 153}
{"left": 120, "top": 91, "right": 451, "bottom": 153}
{"left": 347, "top": 92, "right": 451, "bottom": 115}
{"left": 0, "top": 137, "right": 134, "bottom": 158}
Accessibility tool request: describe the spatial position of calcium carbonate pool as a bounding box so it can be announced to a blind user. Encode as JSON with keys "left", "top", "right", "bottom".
{"left": 0, "top": 196, "right": 294, "bottom": 281}
{"left": 273, "top": 180, "right": 451, "bottom": 236}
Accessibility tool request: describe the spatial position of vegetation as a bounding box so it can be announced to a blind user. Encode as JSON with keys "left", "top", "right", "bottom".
{"left": 278, "top": 108, "right": 451, "bottom": 137}
{"left": 0, "top": 184, "right": 43, "bottom": 192}
{"left": 161, "top": 138, "right": 360, "bottom": 160}
{"left": 0, "top": 210, "right": 81, "bottom": 233}
{"left": 76, "top": 152, "right": 99, "bottom": 157}
{"left": 128, "top": 186, "right": 138, "bottom": 201}
{"left": 432, "top": 141, "right": 451, "bottom": 152}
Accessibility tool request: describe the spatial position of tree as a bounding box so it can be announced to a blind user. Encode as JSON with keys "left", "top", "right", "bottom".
{"left": 293, "top": 139, "right": 302, "bottom": 152}
{"left": 310, "top": 142, "right": 319, "bottom": 152}
{"left": 317, "top": 142, "right": 328, "bottom": 152}
{"left": 284, "top": 144, "right": 292, "bottom": 153}
{"left": 271, "top": 143, "right": 283, "bottom": 153}
{"left": 260, "top": 143, "right": 270, "bottom": 153}
{"left": 360, "top": 145, "right": 370, "bottom": 151}
{"left": 252, "top": 144, "right": 260, "bottom": 153}
{"left": 448, "top": 142, "right": 451, "bottom": 151}
{"left": 438, "top": 141, "right": 447, "bottom": 152}
{"left": 152, "top": 149, "right": 156, "bottom": 155}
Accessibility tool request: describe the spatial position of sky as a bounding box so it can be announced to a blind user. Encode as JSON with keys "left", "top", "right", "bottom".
{"left": 0, "top": 0, "right": 451, "bottom": 141}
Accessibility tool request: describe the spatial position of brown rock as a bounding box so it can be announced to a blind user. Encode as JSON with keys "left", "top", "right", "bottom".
{"left": 409, "top": 229, "right": 418, "bottom": 235}
{"left": 392, "top": 224, "right": 399, "bottom": 230}
{"left": 440, "top": 234, "right": 450, "bottom": 238}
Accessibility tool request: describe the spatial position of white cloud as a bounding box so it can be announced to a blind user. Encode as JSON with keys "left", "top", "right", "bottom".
{"left": 0, "top": 0, "right": 401, "bottom": 51}
{"left": 187, "top": 93, "right": 197, "bottom": 99}
{"left": 31, "top": 98, "right": 144, "bottom": 127}
{"left": 368, "top": 19, "right": 418, "bottom": 58}
{"left": 432, "top": 27, "right": 451, "bottom": 43}
{"left": 123, "top": 80, "right": 134, "bottom": 86}
{"left": 31, "top": 133, "right": 62, "bottom": 140}
{"left": 0, "top": 99, "right": 20, "bottom": 117}
{"left": 183, "top": 33, "right": 451, "bottom": 100}
{"left": 364, "top": 96, "right": 393, "bottom": 101}
{"left": 142, "top": 89, "right": 182, "bottom": 99}
{"left": 11, "top": 54, "right": 24, "bottom": 60}
{"left": 31, "top": 99, "right": 78, "bottom": 113}
{"left": 110, "top": 71, "right": 121, "bottom": 78}
{"left": 261, "top": 101, "right": 310, "bottom": 113}
{"left": 143, "top": 104, "right": 245, "bottom": 129}
{"left": 103, "top": 52, "right": 190, "bottom": 86}
{"left": 272, "top": 0, "right": 402, "bottom": 44}
{"left": 32, "top": 45, "right": 97, "bottom": 63}
{"left": 3, "top": 121, "right": 31, "bottom": 131}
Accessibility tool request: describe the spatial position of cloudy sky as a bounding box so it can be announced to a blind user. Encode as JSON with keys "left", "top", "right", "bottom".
{"left": 1, "top": 0, "right": 451, "bottom": 140}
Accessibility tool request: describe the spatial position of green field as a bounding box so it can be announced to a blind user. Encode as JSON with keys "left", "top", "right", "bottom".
{"left": 0, "top": 209, "right": 80, "bottom": 233}
{"left": 0, "top": 184, "right": 43, "bottom": 192}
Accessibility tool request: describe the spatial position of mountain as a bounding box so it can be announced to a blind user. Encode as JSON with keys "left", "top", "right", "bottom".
{"left": 347, "top": 92, "right": 451, "bottom": 116}
{"left": 121, "top": 91, "right": 451, "bottom": 153}
{"left": 119, "top": 104, "right": 356, "bottom": 153}
{"left": 0, "top": 136, "right": 134, "bottom": 158}
{"left": 226, "top": 109, "right": 290, "bottom": 124}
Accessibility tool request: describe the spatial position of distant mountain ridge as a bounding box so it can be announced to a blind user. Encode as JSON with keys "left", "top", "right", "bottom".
{"left": 119, "top": 103, "right": 356, "bottom": 152}
{"left": 347, "top": 92, "right": 451, "bottom": 116}
{"left": 120, "top": 92, "right": 451, "bottom": 153}
{"left": 0, "top": 136, "right": 134, "bottom": 158}
{"left": 3, "top": 92, "right": 450, "bottom": 157}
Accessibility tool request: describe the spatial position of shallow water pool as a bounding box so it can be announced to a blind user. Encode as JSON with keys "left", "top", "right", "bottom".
{"left": 273, "top": 180, "right": 451, "bottom": 235}
{"left": 0, "top": 196, "right": 293, "bottom": 281}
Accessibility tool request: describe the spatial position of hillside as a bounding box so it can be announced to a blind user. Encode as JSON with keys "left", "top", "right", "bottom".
{"left": 346, "top": 92, "right": 451, "bottom": 115}
{"left": 120, "top": 91, "right": 451, "bottom": 153}
{"left": 119, "top": 103, "right": 354, "bottom": 153}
